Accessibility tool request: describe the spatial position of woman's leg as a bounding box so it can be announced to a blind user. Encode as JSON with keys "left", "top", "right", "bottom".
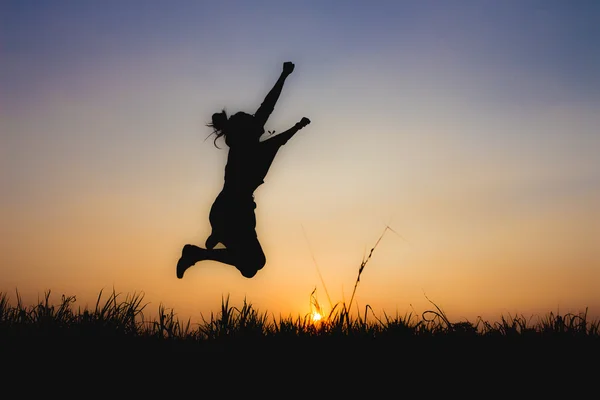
{"left": 176, "top": 244, "right": 236, "bottom": 279}
{"left": 228, "top": 235, "right": 266, "bottom": 278}
{"left": 176, "top": 236, "right": 266, "bottom": 279}
{"left": 179, "top": 193, "right": 263, "bottom": 278}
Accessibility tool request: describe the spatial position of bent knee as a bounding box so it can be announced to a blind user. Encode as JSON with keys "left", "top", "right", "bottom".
{"left": 238, "top": 255, "right": 266, "bottom": 278}
{"left": 240, "top": 268, "right": 258, "bottom": 278}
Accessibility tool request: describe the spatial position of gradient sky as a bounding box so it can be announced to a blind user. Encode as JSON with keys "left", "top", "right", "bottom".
{"left": 2, "top": 0, "right": 599, "bottom": 324}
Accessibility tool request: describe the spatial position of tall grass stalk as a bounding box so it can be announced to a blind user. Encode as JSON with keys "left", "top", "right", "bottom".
{"left": 344, "top": 225, "right": 393, "bottom": 326}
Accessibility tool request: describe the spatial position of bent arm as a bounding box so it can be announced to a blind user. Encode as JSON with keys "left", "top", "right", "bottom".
{"left": 263, "top": 118, "right": 310, "bottom": 148}
{"left": 254, "top": 70, "right": 291, "bottom": 128}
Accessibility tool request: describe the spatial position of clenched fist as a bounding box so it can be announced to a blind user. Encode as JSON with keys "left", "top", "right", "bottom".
{"left": 297, "top": 117, "right": 311, "bottom": 128}
{"left": 283, "top": 61, "right": 295, "bottom": 75}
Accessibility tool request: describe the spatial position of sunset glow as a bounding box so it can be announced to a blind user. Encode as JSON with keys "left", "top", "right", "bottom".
{"left": 311, "top": 311, "right": 323, "bottom": 323}
{"left": 1, "top": 1, "right": 599, "bottom": 324}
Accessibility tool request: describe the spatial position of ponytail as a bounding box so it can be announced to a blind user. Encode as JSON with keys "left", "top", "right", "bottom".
{"left": 207, "top": 109, "right": 228, "bottom": 148}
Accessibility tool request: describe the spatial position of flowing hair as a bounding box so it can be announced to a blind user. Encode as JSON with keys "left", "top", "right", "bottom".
{"left": 206, "top": 109, "right": 228, "bottom": 148}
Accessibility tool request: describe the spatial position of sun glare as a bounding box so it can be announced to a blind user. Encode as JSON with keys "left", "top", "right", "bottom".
{"left": 311, "top": 311, "right": 322, "bottom": 322}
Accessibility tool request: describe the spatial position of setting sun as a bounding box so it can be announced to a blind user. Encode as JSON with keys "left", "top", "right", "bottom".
{"left": 311, "top": 311, "right": 322, "bottom": 322}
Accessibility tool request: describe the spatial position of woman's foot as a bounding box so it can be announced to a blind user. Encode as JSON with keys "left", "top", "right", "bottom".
{"left": 176, "top": 244, "right": 205, "bottom": 279}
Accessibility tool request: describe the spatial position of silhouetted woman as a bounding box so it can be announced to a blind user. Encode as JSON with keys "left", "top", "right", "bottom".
{"left": 177, "top": 61, "right": 311, "bottom": 279}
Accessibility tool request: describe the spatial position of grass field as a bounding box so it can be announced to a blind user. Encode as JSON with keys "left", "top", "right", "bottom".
{"left": 2, "top": 287, "right": 598, "bottom": 351}
{"left": 2, "top": 234, "right": 598, "bottom": 387}
{"left": 1, "top": 287, "right": 598, "bottom": 393}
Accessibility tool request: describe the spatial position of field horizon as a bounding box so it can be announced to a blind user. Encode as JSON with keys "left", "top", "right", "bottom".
{"left": 3, "top": 286, "right": 599, "bottom": 389}
{"left": 2, "top": 287, "right": 598, "bottom": 337}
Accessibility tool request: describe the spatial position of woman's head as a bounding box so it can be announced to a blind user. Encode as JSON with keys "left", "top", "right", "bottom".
{"left": 207, "top": 110, "right": 262, "bottom": 148}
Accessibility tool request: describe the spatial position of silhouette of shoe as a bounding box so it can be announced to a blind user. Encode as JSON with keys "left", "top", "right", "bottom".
{"left": 177, "top": 244, "right": 197, "bottom": 279}
{"left": 205, "top": 234, "right": 220, "bottom": 250}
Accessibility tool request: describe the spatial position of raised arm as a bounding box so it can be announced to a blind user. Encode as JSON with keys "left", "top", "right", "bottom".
{"left": 254, "top": 62, "right": 295, "bottom": 128}
{"left": 263, "top": 117, "right": 311, "bottom": 148}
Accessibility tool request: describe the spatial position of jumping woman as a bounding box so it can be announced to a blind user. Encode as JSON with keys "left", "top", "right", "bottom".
{"left": 177, "top": 61, "right": 311, "bottom": 279}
